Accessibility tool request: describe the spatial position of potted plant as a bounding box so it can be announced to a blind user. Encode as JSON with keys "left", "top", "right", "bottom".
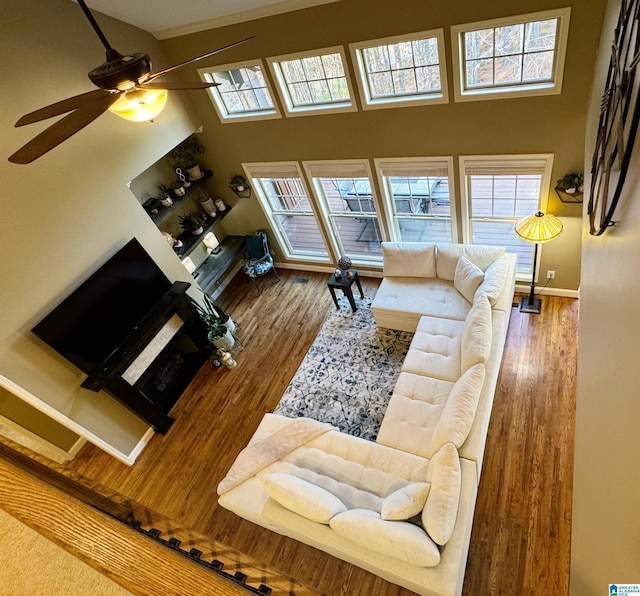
{"left": 178, "top": 211, "right": 206, "bottom": 235}
{"left": 229, "top": 174, "right": 249, "bottom": 193}
{"left": 170, "top": 135, "right": 206, "bottom": 180}
{"left": 171, "top": 180, "right": 186, "bottom": 197}
{"left": 556, "top": 172, "right": 584, "bottom": 194}
{"left": 192, "top": 292, "right": 236, "bottom": 350}
{"left": 158, "top": 184, "right": 173, "bottom": 207}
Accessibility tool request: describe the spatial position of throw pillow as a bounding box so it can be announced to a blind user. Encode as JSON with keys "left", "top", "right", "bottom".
{"left": 423, "top": 443, "right": 461, "bottom": 545}
{"left": 436, "top": 244, "right": 506, "bottom": 281}
{"left": 429, "top": 363, "right": 486, "bottom": 454}
{"left": 381, "top": 482, "right": 431, "bottom": 521}
{"left": 460, "top": 294, "right": 492, "bottom": 371}
{"left": 382, "top": 242, "right": 437, "bottom": 278}
{"left": 330, "top": 509, "right": 441, "bottom": 567}
{"left": 262, "top": 473, "right": 347, "bottom": 524}
{"left": 454, "top": 256, "right": 485, "bottom": 303}
{"left": 477, "top": 254, "right": 511, "bottom": 306}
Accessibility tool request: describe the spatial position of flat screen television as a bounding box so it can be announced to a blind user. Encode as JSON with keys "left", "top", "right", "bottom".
{"left": 32, "top": 238, "right": 172, "bottom": 376}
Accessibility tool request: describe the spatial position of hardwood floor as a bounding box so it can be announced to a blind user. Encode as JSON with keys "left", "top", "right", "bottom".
{"left": 67, "top": 269, "right": 578, "bottom": 595}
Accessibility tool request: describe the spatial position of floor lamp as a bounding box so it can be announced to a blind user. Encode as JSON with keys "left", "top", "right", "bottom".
{"left": 515, "top": 211, "right": 563, "bottom": 314}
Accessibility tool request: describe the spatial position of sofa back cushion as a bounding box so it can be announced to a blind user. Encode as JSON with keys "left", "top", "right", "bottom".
{"left": 262, "top": 473, "right": 347, "bottom": 523}
{"left": 429, "top": 363, "right": 486, "bottom": 455}
{"left": 381, "top": 482, "right": 431, "bottom": 521}
{"left": 382, "top": 242, "right": 436, "bottom": 278}
{"left": 476, "top": 254, "right": 511, "bottom": 306}
{"left": 461, "top": 294, "right": 492, "bottom": 371}
{"left": 454, "top": 256, "right": 485, "bottom": 303}
{"left": 423, "top": 443, "right": 461, "bottom": 545}
{"left": 330, "top": 509, "right": 441, "bottom": 567}
{"left": 436, "top": 244, "right": 505, "bottom": 281}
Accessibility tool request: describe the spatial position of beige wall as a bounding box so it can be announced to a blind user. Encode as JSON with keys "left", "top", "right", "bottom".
{"left": 572, "top": 0, "right": 640, "bottom": 592}
{"left": 0, "top": 0, "right": 204, "bottom": 459}
{"left": 161, "top": 0, "right": 607, "bottom": 291}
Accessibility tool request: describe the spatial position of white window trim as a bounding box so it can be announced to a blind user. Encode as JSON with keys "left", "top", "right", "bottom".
{"left": 242, "top": 161, "right": 331, "bottom": 264}
{"left": 302, "top": 159, "right": 386, "bottom": 266}
{"left": 451, "top": 7, "right": 571, "bottom": 103}
{"left": 349, "top": 29, "right": 449, "bottom": 110}
{"left": 197, "top": 59, "right": 282, "bottom": 123}
{"left": 267, "top": 46, "right": 358, "bottom": 117}
{"left": 459, "top": 154, "right": 554, "bottom": 281}
{"left": 374, "top": 156, "right": 458, "bottom": 242}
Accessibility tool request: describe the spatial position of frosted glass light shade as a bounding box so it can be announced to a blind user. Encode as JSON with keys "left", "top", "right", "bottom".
{"left": 515, "top": 211, "right": 563, "bottom": 244}
{"left": 109, "top": 89, "right": 168, "bottom": 122}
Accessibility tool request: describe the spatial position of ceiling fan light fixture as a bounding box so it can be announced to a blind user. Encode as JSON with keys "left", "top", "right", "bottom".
{"left": 108, "top": 88, "right": 168, "bottom": 122}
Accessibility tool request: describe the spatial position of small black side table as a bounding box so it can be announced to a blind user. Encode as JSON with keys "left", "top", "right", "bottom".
{"left": 327, "top": 270, "right": 364, "bottom": 312}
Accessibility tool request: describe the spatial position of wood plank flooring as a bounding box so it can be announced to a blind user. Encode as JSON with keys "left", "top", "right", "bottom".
{"left": 67, "top": 269, "right": 578, "bottom": 595}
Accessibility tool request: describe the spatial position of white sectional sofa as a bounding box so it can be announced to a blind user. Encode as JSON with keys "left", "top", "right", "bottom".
{"left": 217, "top": 243, "right": 516, "bottom": 596}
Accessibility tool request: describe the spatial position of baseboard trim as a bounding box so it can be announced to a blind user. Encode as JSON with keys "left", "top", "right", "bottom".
{"left": 514, "top": 284, "right": 579, "bottom": 299}
{"left": 275, "top": 262, "right": 383, "bottom": 278}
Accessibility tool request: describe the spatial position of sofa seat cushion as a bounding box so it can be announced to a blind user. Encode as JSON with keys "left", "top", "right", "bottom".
{"left": 371, "top": 277, "right": 471, "bottom": 332}
{"left": 262, "top": 473, "right": 347, "bottom": 523}
{"left": 376, "top": 372, "right": 454, "bottom": 457}
{"left": 330, "top": 509, "right": 441, "bottom": 567}
{"left": 382, "top": 242, "right": 437, "bottom": 278}
{"left": 423, "top": 443, "right": 461, "bottom": 546}
{"left": 436, "top": 244, "right": 506, "bottom": 281}
{"left": 402, "top": 316, "right": 464, "bottom": 382}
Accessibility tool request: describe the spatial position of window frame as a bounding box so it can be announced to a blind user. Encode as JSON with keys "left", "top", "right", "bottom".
{"left": 459, "top": 154, "right": 554, "bottom": 280}
{"left": 242, "top": 162, "right": 332, "bottom": 263}
{"left": 267, "top": 46, "right": 358, "bottom": 117}
{"left": 302, "top": 159, "right": 387, "bottom": 266}
{"left": 197, "top": 59, "right": 282, "bottom": 123}
{"left": 451, "top": 8, "right": 571, "bottom": 102}
{"left": 374, "top": 156, "right": 458, "bottom": 243}
{"left": 349, "top": 29, "right": 449, "bottom": 110}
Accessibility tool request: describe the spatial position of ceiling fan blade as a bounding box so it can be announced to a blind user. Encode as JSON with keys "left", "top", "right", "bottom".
{"left": 138, "top": 81, "right": 219, "bottom": 91}
{"left": 146, "top": 36, "right": 255, "bottom": 82}
{"left": 15, "top": 89, "right": 114, "bottom": 127}
{"left": 9, "top": 93, "right": 118, "bottom": 164}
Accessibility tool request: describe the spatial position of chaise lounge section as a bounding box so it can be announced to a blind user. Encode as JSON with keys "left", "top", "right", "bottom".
{"left": 217, "top": 242, "right": 516, "bottom": 596}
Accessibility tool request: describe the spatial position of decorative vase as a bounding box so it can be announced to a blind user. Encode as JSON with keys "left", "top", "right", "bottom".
{"left": 160, "top": 196, "right": 173, "bottom": 207}
{"left": 214, "top": 198, "right": 227, "bottom": 211}
{"left": 199, "top": 197, "right": 217, "bottom": 217}
{"left": 210, "top": 329, "right": 235, "bottom": 351}
{"left": 186, "top": 164, "right": 202, "bottom": 180}
{"left": 223, "top": 317, "right": 236, "bottom": 334}
{"left": 174, "top": 186, "right": 186, "bottom": 197}
{"left": 338, "top": 255, "right": 352, "bottom": 271}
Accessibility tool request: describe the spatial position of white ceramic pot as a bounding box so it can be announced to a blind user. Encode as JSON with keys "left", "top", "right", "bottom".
{"left": 215, "top": 198, "right": 227, "bottom": 211}
{"left": 210, "top": 329, "right": 235, "bottom": 351}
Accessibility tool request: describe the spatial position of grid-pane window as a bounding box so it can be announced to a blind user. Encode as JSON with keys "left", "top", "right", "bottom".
{"left": 304, "top": 161, "right": 384, "bottom": 262}
{"left": 461, "top": 155, "right": 554, "bottom": 274}
{"left": 375, "top": 158, "right": 456, "bottom": 243}
{"left": 244, "top": 163, "right": 330, "bottom": 261}
{"left": 452, "top": 8, "right": 570, "bottom": 101}
{"left": 268, "top": 47, "right": 356, "bottom": 116}
{"left": 199, "top": 61, "right": 280, "bottom": 122}
{"left": 350, "top": 30, "right": 448, "bottom": 109}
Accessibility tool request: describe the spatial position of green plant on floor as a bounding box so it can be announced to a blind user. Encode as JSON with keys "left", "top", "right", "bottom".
{"left": 192, "top": 292, "right": 232, "bottom": 340}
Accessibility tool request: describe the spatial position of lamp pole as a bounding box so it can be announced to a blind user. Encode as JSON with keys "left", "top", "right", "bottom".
{"left": 520, "top": 242, "right": 541, "bottom": 314}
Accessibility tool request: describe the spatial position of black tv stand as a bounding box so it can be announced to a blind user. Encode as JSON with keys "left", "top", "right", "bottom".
{"left": 81, "top": 282, "right": 209, "bottom": 434}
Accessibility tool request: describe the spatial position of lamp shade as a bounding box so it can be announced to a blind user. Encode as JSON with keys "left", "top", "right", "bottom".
{"left": 108, "top": 88, "right": 168, "bottom": 122}
{"left": 515, "top": 211, "right": 563, "bottom": 244}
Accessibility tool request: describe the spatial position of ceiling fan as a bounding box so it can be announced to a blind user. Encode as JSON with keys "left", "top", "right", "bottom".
{"left": 8, "top": 0, "right": 253, "bottom": 164}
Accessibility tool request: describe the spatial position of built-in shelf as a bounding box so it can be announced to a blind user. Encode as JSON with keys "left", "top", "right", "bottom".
{"left": 174, "top": 207, "right": 232, "bottom": 259}
{"left": 146, "top": 170, "right": 214, "bottom": 226}
{"left": 192, "top": 235, "right": 245, "bottom": 294}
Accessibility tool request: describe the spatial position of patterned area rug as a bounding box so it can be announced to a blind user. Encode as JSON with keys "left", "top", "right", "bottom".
{"left": 274, "top": 295, "right": 413, "bottom": 441}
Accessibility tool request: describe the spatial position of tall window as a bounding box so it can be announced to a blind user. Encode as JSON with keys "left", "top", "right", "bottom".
{"left": 451, "top": 8, "right": 570, "bottom": 101}
{"left": 350, "top": 30, "right": 448, "bottom": 109}
{"left": 460, "top": 155, "right": 554, "bottom": 274}
{"left": 267, "top": 47, "right": 356, "bottom": 116}
{"left": 303, "top": 160, "right": 384, "bottom": 262}
{"left": 375, "top": 157, "right": 456, "bottom": 242}
{"left": 198, "top": 60, "right": 280, "bottom": 122}
{"left": 243, "top": 163, "right": 330, "bottom": 262}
